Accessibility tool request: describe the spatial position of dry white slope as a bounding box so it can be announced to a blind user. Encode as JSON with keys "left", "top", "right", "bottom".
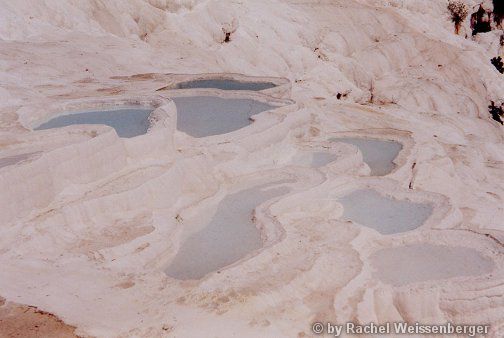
{"left": 0, "top": 0, "right": 503, "bottom": 337}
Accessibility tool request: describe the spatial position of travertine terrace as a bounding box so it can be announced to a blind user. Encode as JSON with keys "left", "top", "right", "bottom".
{"left": 0, "top": 0, "right": 503, "bottom": 337}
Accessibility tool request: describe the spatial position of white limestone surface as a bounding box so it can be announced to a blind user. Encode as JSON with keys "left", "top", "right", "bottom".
{"left": 0, "top": 0, "right": 503, "bottom": 337}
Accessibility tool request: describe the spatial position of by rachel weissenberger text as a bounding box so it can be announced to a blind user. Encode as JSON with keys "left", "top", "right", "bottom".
{"left": 311, "top": 321, "right": 490, "bottom": 337}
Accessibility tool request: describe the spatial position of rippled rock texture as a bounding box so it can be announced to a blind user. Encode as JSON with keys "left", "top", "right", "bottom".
{"left": 0, "top": 0, "right": 503, "bottom": 337}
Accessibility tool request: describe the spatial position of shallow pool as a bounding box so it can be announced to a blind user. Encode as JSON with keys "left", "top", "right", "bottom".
{"left": 330, "top": 137, "right": 402, "bottom": 176}
{"left": 34, "top": 107, "right": 153, "bottom": 138}
{"left": 339, "top": 189, "right": 432, "bottom": 235}
{"left": 371, "top": 244, "right": 494, "bottom": 285}
{"left": 175, "top": 79, "right": 276, "bottom": 91}
{"left": 165, "top": 181, "right": 290, "bottom": 280}
{"left": 0, "top": 152, "right": 38, "bottom": 169}
{"left": 290, "top": 151, "right": 338, "bottom": 168}
{"left": 173, "top": 96, "right": 276, "bottom": 137}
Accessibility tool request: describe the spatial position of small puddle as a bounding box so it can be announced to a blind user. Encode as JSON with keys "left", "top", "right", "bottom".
{"left": 173, "top": 96, "right": 276, "bottom": 137}
{"left": 165, "top": 181, "right": 290, "bottom": 280}
{"left": 371, "top": 244, "right": 495, "bottom": 286}
{"left": 330, "top": 137, "right": 402, "bottom": 176}
{"left": 340, "top": 189, "right": 432, "bottom": 235}
{"left": 0, "top": 152, "right": 39, "bottom": 169}
{"left": 34, "top": 107, "right": 154, "bottom": 138}
{"left": 175, "top": 79, "right": 276, "bottom": 91}
{"left": 290, "top": 151, "right": 338, "bottom": 168}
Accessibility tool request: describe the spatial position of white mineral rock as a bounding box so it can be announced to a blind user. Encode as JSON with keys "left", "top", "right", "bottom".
{"left": 0, "top": 0, "right": 502, "bottom": 337}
